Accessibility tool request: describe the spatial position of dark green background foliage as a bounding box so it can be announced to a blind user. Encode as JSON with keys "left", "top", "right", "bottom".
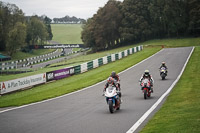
{"left": 0, "top": 2, "right": 53, "bottom": 55}
{"left": 1, "top": 0, "right": 200, "bottom": 54}
{"left": 81, "top": 0, "right": 200, "bottom": 52}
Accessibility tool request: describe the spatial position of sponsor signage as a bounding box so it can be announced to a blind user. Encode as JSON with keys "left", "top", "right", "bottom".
{"left": 46, "top": 67, "right": 74, "bottom": 81}
{"left": 0, "top": 73, "right": 46, "bottom": 94}
{"left": 29, "top": 44, "right": 85, "bottom": 49}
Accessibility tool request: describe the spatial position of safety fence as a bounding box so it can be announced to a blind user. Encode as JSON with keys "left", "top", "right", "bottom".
{"left": 0, "top": 45, "right": 143, "bottom": 94}
{"left": 0, "top": 49, "right": 62, "bottom": 70}
{"left": 74, "top": 45, "right": 142, "bottom": 74}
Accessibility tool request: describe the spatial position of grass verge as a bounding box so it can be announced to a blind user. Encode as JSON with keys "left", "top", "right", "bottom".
{"left": 1, "top": 38, "right": 199, "bottom": 81}
{"left": 0, "top": 44, "right": 141, "bottom": 81}
{"left": 0, "top": 46, "right": 161, "bottom": 107}
{"left": 140, "top": 46, "right": 200, "bottom": 133}
{"left": 139, "top": 37, "right": 200, "bottom": 47}
{"left": 2, "top": 49, "right": 55, "bottom": 61}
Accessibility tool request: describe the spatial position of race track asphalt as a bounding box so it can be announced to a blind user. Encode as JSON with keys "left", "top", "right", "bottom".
{"left": 0, "top": 47, "right": 193, "bottom": 133}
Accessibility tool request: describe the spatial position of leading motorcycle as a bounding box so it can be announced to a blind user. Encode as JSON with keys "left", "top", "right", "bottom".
{"left": 160, "top": 67, "right": 167, "bottom": 80}
{"left": 140, "top": 78, "right": 152, "bottom": 99}
{"left": 104, "top": 84, "right": 121, "bottom": 113}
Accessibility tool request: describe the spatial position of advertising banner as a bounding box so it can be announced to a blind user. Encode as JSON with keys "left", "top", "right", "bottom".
{"left": 29, "top": 44, "right": 85, "bottom": 49}
{"left": 0, "top": 73, "right": 46, "bottom": 94}
{"left": 46, "top": 67, "right": 74, "bottom": 82}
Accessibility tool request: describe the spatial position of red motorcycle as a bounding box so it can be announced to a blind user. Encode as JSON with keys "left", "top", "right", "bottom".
{"left": 140, "top": 78, "right": 152, "bottom": 99}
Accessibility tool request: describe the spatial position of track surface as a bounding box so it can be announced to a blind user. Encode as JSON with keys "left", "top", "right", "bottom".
{"left": 0, "top": 47, "right": 193, "bottom": 133}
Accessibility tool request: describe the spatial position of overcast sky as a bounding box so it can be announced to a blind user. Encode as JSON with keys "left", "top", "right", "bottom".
{"left": 2, "top": 0, "right": 123, "bottom": 19}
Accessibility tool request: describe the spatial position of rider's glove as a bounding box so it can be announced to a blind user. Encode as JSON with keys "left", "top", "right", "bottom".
{"left": 102, "top": 90, "right": 105, "bottom": 96}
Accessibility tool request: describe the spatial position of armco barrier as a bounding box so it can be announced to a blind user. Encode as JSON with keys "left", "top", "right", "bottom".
{"left": 107, "top": 56, "right": 112, "bottom": 63}
{"left": 93, "top": 59, "right": 98, "bottom": 68}
{"left": 73, "top": 45, "right": 143, "bottom": 74}
{"left": 87, "top": 61, "right": 93, "bottom": 70}
{"left": 115, "top": 54, "right": 119, "bottom": 60}
{"left": 98, "top": 58, "right": 103, "bottom": 66}
{"left": 111, "top": 54, "right": 115, "bottom": 62}
{"left": 0, "top": 49, "right": 62, "bottom": 70}
{"left": 0, "top": 45, "right": 143, "bottom": 94}
{"left": 127, "top": 49, "right": 130, "bottom": 55}
{"left": 74, "top": 65, "right": 81, "bottom": 74}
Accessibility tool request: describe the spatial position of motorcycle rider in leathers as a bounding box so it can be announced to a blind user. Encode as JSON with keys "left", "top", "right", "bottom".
{"left": 139, "top": 70, "right": 154, "bottom": 93}
{"left": 110, "top": 71, "right": 120, "bottom": 91}
{"left": 159, "top": 62, "right": 168, "bottom": 75}
{"left": 103, "top": 77, "right": 118, "bottom": 92}
{"left": 103, "top": 71, "right": 121, "bottom": 97}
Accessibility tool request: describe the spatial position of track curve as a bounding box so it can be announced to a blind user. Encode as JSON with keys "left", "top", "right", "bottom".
{"left": 0, "top": 47, "right": 193, "bottom": 133}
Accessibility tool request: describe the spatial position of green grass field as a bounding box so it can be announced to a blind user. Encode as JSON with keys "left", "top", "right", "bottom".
{"left": 51, "top": 24, "right": 83, "bottom": 44}
{"left": 3, "top": 24, "right": 83, "bottom": 61}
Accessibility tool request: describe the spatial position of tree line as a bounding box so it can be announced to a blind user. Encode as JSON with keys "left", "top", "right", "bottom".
{"left": 53, "top": 15, "right": 86, "bottom": 24}
{"left": 0, "top": 2, "right": 53, "bottom": 56}
{"left": 81, "top": 0, "right": 200, "bottom": 52}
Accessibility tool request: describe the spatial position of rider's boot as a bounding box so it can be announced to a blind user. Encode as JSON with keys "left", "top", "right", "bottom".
{"left": 151, "top": 87, "right": 154, "bottom": 93}
{"left": 119, "top": 97, "right": 122, "bottom": 104}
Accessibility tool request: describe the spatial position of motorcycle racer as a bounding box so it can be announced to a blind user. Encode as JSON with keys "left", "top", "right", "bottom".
{"left": 139, "top": 70, "right": 154, "bottom": 93}
{"left": 103, "top": 77, "right": 118, "bottom": 92}
{"left": 159, "top": 62, "right": 168, "bottom": 75}
{"left": 110, "top": 71, "right": 121, "bottom": 91}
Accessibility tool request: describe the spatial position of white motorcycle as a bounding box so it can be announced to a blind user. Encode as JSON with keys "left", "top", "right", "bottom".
{"left": 104, "top": 84, "right": 121, "bottom": 113}
{"left": 160, "top": 67, "right": 167, "bottom": 80}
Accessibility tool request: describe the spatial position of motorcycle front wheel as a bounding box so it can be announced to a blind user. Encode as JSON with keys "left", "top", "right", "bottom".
{"left": 161, "top": 73, "right": 166, "bottom": 80}
{"left": 144, "top": 89, "right": 147, "bottom": 99}
{"left": 108, "top": 100, "right": 114, "bottom": 113}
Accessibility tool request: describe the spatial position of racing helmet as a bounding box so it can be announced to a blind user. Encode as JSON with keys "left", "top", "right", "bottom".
{"left": 111, "top": 71, "right": 116, "bottom": 77}
{"left": 162, "top": 62, "right": 165, "bottom": 65}
{"left": 107, "top": 77, "right": 114, "bottom": 84}
{"left": 144, "top": 70, "right": 150, "bottom": 77}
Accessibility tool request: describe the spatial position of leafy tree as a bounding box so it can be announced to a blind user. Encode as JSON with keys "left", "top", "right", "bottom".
{"left": 0, "top": 2, "right": 9, "bottom": 51}
{"left": 81, "top": 0, "right": 122, "bottom": 52}
{"left": 163, "top": 0, "right": 187, "bottom": 37}
{"left": 81, "top": 18, "right": 96, "bottom": 51}
{"left": 149, "top": 0, "right": 188, "bottom": 38}
{"left": 187, "top": 0, "right": 200, "bottom": 36}
{"left": 6, "top": 22, "right": 26, "bottom": 56}
{"left": 148, "top": 0, "right": 165, "bottom": 38}
{"left": 100, "top": 0, "right": 123, "bottom": 48}
{"left": 0, "top": 2, "right": 25, "bottom": 52}
{"left": 26, "top": 16, "right": 48, "bottom": 45}
{"left": 43, "top": 16, "right": 53, "bottom": 40}
{"left": 120, "top": 0, "right": 152, "bottom": 43}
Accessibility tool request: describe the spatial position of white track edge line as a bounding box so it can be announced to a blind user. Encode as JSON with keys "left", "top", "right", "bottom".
{"left": 126, "top": 47, "right": 195, "bottom": 133}
{"left": 0, "top": 48, "right": 164, "bottom": 114}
